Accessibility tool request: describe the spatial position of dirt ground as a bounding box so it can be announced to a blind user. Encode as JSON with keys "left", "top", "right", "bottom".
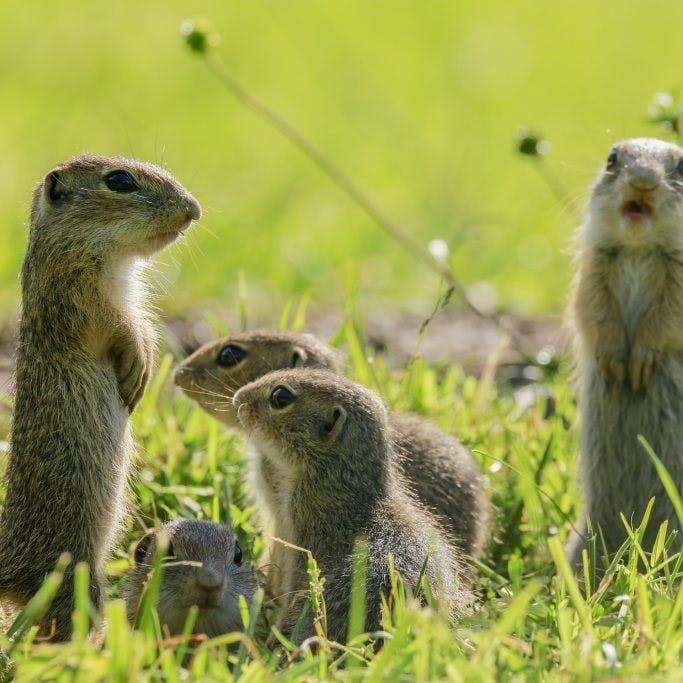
{"left": 0, "top": 308, "right": 565, "bottom": 408}
{"left": 167, "top": 307, "right": 564, "bottom": 368}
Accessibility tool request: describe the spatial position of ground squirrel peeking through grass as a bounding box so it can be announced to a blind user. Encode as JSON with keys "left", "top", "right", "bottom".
{"left": 123, "top": 519, "right": 256, "bottom": 637}
{"left": 0, "top": 154, "right": 200, "bottom": 640}
{"left": 568, "top": 138, "right": 683, "bottom": 563}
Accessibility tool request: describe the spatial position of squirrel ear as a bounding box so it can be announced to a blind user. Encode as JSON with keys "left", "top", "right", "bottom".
{"left": 45, "top": 171, "right": 71, "bottom": 204}
{"left": 291, "top": 346, "right": 308, "bottom": 368}
{"left": 322, "top": 404, "right": 347, "bottom": 441}
{"left": 133, "top": 531, "right": 154, "bottom": 564}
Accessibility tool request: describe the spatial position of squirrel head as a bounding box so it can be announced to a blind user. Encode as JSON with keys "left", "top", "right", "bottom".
{"left": 585, "top": 138, "right": 683, "bottom": 250}
{"left": 28, "top": 154, "right": 201, "bottom": 264}
{"left": 125, "top": 519, "right": 255, "bottom": 637}
{"left": 174, "top": 330, "right": 343, "bottom": 428}
{"left": 233, "top": 368, "right": 390, "bottom": 486}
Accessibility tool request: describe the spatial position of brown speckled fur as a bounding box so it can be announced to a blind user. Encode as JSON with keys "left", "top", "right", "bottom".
{"left": 233, "top": 369, "right": 471, "bottom": 644}
{"left": 0, "top": 154, "right": 200, "bottom": 639}
{"left": 174, "top": 331, "right": 489, "bottom": 561}
{"left": 568, "top": 138, "right": 683, "bottom": 563}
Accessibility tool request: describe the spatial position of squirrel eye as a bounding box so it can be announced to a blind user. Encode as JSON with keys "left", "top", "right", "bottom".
{"left": 233, "top": 542, "right": 242, "bottom": 566}
{"left": 269, "top": 386, "right": 296, "bottom": 409}
{"left": 164, "top": 541, "right": 175, "bottom": 559}
{"left": 606, "top": 149, "right": 618, "bottom": 169}
{"left": 103, "top": 170, "right": 139, "bottom": 193}
{"left": 677, "top": 158, "right": 683, "bottom": 175}
{"left": 133, "top": 536, "right": 152, "bottom": 564}
{"left": 217, "top": 344, "right": 247, "bottom": 368}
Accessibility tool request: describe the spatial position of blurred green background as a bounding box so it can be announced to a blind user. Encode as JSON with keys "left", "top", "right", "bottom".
{"left": 1, "top": 0, "right": 682, "bottom": 320}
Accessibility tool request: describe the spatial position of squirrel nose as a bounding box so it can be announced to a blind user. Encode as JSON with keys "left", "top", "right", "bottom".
{"left": 630, "top": 179, "right": 657, "bottom": 193}
{"left": 628, "top": 169, "right": 659, "bottom": 193}
{"left": 185, "top": 195, "right": 202, "bottom": 221}
{"left": 196, "top": 565, "right": 224, "bottom": 591}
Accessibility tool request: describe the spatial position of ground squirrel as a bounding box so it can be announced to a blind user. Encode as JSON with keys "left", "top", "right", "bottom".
{"left": 232, "top": 369, "right": 470, "bottom": 644}
{"left": 174, "top": 330, "right": 489, "bottom": 559}
{"left": 568, "top": 138, "right": 683, "bottom": 563}
{"left": 123, "top": 519, "right": 256, "bottom": 637}
{"left": 0, "top": 154, "right": 201, "bottom": 639}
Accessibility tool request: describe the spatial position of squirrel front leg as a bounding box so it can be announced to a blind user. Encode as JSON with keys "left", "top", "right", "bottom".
{"left": 109, "top": 318, "right": 156, "bottom": 412}
{"left": 573, "top": 254, "right": 627, "bottom": 383}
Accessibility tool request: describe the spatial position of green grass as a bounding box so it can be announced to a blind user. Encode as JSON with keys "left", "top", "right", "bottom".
{"left": 2, "top": 325, "right": 683, "bottom": 680}
{"left": 2, "top": 1, "right": 683, "bottom": 318}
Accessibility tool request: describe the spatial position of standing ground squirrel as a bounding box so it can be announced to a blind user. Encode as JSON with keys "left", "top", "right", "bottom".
{"left": 233, "top": 369, "right": 470, "bottom": 644}
{"left": 123, "top": 519, "right": 256, "bottom": 637}
{"left": 174, "top": 330, "right": 489, "bottom": 559}
{"left": 568, "top": 138, "right": 683, "bottom": 563}
{"left": 0, "top": 155, "right": 200, "bottom": 639}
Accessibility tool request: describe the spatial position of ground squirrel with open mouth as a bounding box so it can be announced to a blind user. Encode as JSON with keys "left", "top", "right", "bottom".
{"left": 568, "top": 138, "right": 683, "bottom": 563}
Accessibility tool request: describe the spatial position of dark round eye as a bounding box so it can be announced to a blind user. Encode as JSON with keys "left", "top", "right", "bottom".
{"left": 217, "top": 344, "right": 248, "bottom": 367}
{"left": 233, "top": 542, "right": 242, "bottom": 566}
{"left": 103, "top": 170, "right": 139, "bottom": 193}
{"left": 133, "top": 534, "right": 152, "bottom": 564}
{"left": 269, "top": 385, "right": 296, "bottom": 409}
{"left": 677, "top": 158, "right": 683, "bottom": 175}
{"left": 165, "top": 541, "right": 175, "bottom": 559}
{"left": 606, "top": 149, "right": 618, "bottom": 169}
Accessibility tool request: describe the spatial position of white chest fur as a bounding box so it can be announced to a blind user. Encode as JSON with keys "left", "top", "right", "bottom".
{"left": 613, "top": 253, "right": 657, "bottom": 341}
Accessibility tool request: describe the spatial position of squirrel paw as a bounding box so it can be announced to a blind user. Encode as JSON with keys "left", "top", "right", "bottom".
{"left": 114, "top": 345, "right": 149, "bottom": 413}
{"left": 629, "top": 346, "right": 656, "bottom": 391}
{"left": 597, "top": 353, "right": 625, "bottom": 383}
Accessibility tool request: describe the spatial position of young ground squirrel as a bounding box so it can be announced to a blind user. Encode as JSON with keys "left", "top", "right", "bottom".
{"left": 175, "top": 330, "right": 489, "bottom": 559}
{"left": 232, "top": 369, "right": 470, "bottom": 644}
{"left": 0, "top": 155, "right": 201, "bottom": 639}
{"left": 568, "top": 138, "right": 683, "bottom": 563}
{"left": 123, "top": 520, "right": 256, "bottom": 637}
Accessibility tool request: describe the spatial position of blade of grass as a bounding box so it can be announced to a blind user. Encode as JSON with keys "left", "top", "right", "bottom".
{"left": 347, "top": 538, "right": 369, "bottom": 646}
{"left": 548, "top": 536, "right": 593, "bottom": 632}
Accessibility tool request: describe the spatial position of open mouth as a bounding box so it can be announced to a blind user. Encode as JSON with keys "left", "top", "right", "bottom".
{"left": 620, "top": 199, "right": 653, "bottom": 221}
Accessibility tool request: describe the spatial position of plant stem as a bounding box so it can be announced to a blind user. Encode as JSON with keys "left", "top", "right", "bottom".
{"left": 201, "top": 53, "right": 538, "bottom": 363}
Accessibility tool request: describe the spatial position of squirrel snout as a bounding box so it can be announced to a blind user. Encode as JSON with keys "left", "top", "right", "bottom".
{"left": 627, "top": 169, "right": 660, "bottom": 193}
{"left": 184, "top": 196, "right": 202, "bottom": 222}
{"left": 234, "top": 401, "right": 253, "bottom": 429}
{"left": 196, "top": 565, "right": 225, "bottom": 592}
{"left": 629, "top": 180, "right": 658, "bottom": 193}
